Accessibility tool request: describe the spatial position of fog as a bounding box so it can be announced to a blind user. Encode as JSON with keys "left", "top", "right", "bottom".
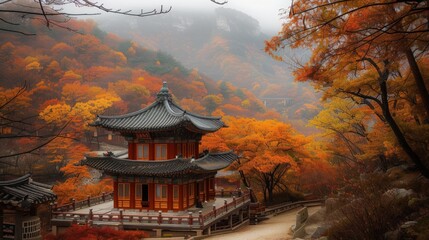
{"left": 64, "top": 0, "right": 291, "bottom": 34}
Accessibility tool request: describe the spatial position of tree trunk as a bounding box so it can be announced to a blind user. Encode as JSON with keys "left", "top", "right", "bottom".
{"left": 404, "top": 48, "right": 429, "bottom": 118}
{"left": 238, "top": 170, "right": 258, "bottom": 202}
{"left": 379, "top": 73, "right": 429, "bottom": 178}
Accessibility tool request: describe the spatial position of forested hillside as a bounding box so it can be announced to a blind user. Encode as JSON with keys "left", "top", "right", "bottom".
{"left": 95, "top": 8, "right": 320, "bottom": 132}
{"left": 0, "top": 18, "right": 282, "bottom": 183}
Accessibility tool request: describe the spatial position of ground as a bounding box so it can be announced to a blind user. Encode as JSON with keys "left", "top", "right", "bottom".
{"left": 205, "top": 206, "right": 321, "bottom": 240}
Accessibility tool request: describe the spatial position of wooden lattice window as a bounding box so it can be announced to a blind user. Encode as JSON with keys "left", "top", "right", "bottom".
{"left": 155, "top": 184, "right": 168, "bottom": 209}
{"left": 118, "top": 183, "right": 130, "bottom": 208}
{"left": 155, "top": 144, "right": 167, "bottom": 160}
{"left": 173, "top": 185, "right": 180, "bottom": 209}
{"left": 137, "top": 144, "right": 149, "bottom": 160}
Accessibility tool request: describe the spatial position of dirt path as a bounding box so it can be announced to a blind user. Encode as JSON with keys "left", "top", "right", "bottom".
{"left": 205, "top": 206, "right": 321, "bottom": 240}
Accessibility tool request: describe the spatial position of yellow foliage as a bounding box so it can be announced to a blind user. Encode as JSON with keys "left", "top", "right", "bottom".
{"left": 25, "top": 61, "right": 41, "bottom": 71}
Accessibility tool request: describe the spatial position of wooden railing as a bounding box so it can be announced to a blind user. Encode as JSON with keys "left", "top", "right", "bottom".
{"left": 53, "top": 192, "right": 114, "bottom": 212}
{"left": 52, "top": 192, "right": 251, "bottom": 228}
{"left": 261, "top": 199, "right": 323, "bottom": 217}
{"left": 215, "top": 189, "right": 243, "bottom": 198}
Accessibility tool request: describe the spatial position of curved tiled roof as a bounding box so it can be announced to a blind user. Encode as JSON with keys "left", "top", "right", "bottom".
{"left": 0, "top": 174, "right": 57, "bottom": 208}
{"left": 91, "top": 82, "right": 225, "bottom": 133}
{"left": 81, "top": 151, "right": 238, "bottom": 177}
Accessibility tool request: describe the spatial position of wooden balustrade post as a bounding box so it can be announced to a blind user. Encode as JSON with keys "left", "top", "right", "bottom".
{"left": 89, "top": 209, "right": 93, "bottom": 221}
{"left": 224, "top": 199, "right": 228, "bottom": 212}
{"left": 119, "top": 210, "right": 123, "bottom": 223}
{"left": 188, "top": 212, "right": 193, "bottom": 225}
{"left": 72, "top": 198, "right": 76, "bottom": 211}
{"left": 213, "top": 205, "right": 217, "bottom": 217}
{"left": 157, "top": 211, "right": 162, "bottom": 225}
{"left": 102, "top": 192, "right": 106, "bottom": 202}
{"left": 199, "top": 211, "right": 203, "bottom": 227}
{"left": 233, "top": 196, "right": 236, "bottom": 208}
{"left": 87, "top": 195, "right": 91, "bottom": 207}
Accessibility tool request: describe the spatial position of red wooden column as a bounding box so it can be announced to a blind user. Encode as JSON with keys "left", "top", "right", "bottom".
{"left": 205, "top": 178, "right": 209, "bottom": 202}
{"left": 167, "top": 184, "right": 173, "bottom": 211}
{"left": 149, "top": 143, "right": 155, "bottom": 160}
{"left": 179, "top": 184, "right": 184, "bottom": 211}
{"left": 167, "top": 143, "right": 175, "bottom": 159}
{"left": 149, "top": 183, "right": 155, "bottom": 210}
{"left": 210, "top": 177, "right": 215, "bottom": 200}
{"left": 130, "top": 180, "right": 135, "bottom": 209}
{"left": 128, "top": 142, "right": 136, "bottom": 160}
{"left": 113, "top": 180, "right": 118, "bottom": 208}
{"left": 194, "top": 182, "right": 198, "bottom": 206}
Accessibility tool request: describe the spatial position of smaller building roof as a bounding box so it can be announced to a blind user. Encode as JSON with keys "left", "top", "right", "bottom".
{"left": 81, "top": 151, "right": 238, "bottom": 177}
{"left": 0, "top": 174, "right": 57, "bottom": 208}
{"left": 91, "top": 82, "right": 225, "bottom": 134}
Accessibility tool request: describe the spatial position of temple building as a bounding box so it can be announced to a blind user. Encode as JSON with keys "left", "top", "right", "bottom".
{"left": 82, "top": 82, "right": 238, "bottom": 212}
{"left": 0, "top": 174, "right": 57, "bottom": 240}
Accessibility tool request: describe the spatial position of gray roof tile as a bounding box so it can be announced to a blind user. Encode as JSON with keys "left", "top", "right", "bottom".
{"left": 81, "top": 151, "right": 238, "bottom": 177}
{"left": 0, "top": 174, "right": 57, "bottom": 207}
{"left": 91, "top": 82, "right": 225, "bottom": 133}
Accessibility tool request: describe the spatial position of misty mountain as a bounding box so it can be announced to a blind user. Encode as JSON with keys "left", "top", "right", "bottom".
{"left": 96, "top": 8, "right": 299, "bottom": 95}
{"left": 95, "top": 8, "right": 319, "bottom": 132}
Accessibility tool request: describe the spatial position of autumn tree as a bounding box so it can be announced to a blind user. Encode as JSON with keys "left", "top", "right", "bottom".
{"left": 202, "top": 94, "right": 223, "bottom": 115}
{"left": 309, "top": 98, "right": 406, "bottom": 174}
{"left": 266, "top": 0, "right": 429, "bottom": 178}
{"left": 202, "top": 117, "right": 310, "bottom": 203}
{"left": 0, "top": 84, "right": 70, "bottom": 166}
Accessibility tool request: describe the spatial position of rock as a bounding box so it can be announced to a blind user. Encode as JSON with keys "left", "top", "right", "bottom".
{"left": 306, "top": 207, "right": 326, "bottom": 224}
{"left": 400, "top": 221, "right": 419, "bottom": 239}
{"left": 384, "top": 229, "right": 401, "bottom": 240}
{"left": 400, "top": 221, "right": 418, "bottom": 229}
{"left": 408, "top": 197, "right": 426, "bottom": 210}
{"left": 325, "top": 198, "right": 338, "bottom": 214}
{"left": 384, "top": 188, "right": 413, "bottom": 199}
{"left": 311, "top": 226, "right": 328, "bottom": 239}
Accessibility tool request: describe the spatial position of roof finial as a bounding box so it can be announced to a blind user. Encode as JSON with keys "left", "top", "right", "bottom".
{"left": 157, "top": 81, "right": 172, "bottom": 100}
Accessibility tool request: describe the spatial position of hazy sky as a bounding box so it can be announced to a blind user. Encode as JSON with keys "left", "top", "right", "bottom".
{"left": 172, "top": 0, "right": 291, "bottom": 33}
{"left": 73, "top": 0, "right": 291, "bottom": 34}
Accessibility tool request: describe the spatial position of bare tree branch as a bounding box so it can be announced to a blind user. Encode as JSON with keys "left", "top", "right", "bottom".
{"left": 210, "top": 0, "right": 228, "bottom": 5}
{"left": 0, "top": 120, "right": 71, "bottom": 159}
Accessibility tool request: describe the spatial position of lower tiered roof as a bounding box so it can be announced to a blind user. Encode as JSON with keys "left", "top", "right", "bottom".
{"left": 0, "top": 174, "right": 57, "bottom": 208}
{"left": 81, "top": 151, "right": 238, "bottom": 177}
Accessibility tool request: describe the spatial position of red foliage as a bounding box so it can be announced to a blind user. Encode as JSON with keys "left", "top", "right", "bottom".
{"left": 44, "top": 225, "right": 148, "bottom": 240}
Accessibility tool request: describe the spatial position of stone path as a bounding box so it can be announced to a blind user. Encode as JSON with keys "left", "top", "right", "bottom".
{"left": 205, "top": 206, "right": 321, "bottom": 240}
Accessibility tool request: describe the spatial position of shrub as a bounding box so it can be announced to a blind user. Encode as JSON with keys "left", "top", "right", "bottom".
{"left": 327, "top": 173, "right": 412, "bottom": 240}
{"left": 45, "top": 225, "right": 148, "bottom": 240}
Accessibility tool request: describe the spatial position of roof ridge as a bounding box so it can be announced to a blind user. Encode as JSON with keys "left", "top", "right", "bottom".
{"left": 0, "top": 174, "right": 31, "bottom": 186}
{"left": 169, "top": 101, "right": 222, "bottom": 120}
{"left": 84, "top": 150, "right": 234, "bottom": 163}
{"left": 163, "top": 99, "right": 186, "bottom": 117}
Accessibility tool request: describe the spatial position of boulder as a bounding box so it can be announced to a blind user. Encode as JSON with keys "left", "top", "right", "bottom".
{"left": 400, "top": 221, "right": 418, "bottom": 229}
{"left": 325, "top": 198, "right": 339, "bottom": 214}
{"left": 384, "top": 229, "right": 401, "bottom": 240}
{"left": 311, "top": 226, "right": 328, "bottom": 239}
{"left": 384, "top": 188, "right": 413, "bottom": 199}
